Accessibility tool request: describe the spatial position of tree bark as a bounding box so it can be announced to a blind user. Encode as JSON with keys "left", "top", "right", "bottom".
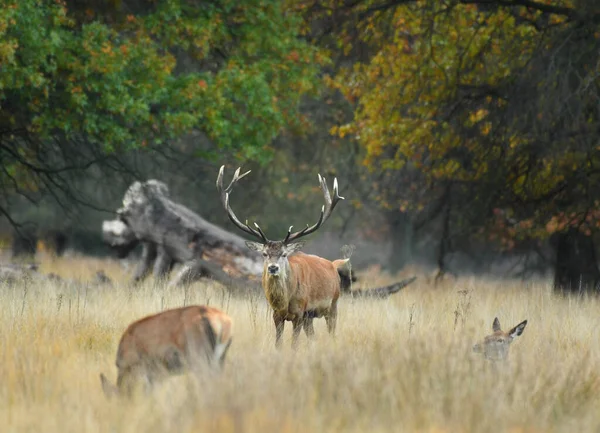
{"left": 553, "top": 229, "right": 600, "bottom": 294}
{"left": 386, "top": 211, "right": 413, "bottom": 271}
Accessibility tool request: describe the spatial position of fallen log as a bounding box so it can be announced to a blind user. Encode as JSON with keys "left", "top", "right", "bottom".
{"left": 349, "top": 276, "right": 417, "bottom": 299}
{"left": 102, "top": 220, "right": 174, "bottom": 282}
{"left": 103, "top": 180, "right": 262, "bottom": 292}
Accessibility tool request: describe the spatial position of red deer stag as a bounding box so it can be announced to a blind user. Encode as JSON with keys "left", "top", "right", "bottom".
{"left": 100, "top": 305, "right": 233, "bottom": 397}
{"left": 217, "top": 166, "right": 349, "bottom": 349}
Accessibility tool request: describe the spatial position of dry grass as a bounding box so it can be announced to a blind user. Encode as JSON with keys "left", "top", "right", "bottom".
{"left": 1, "top": 256, "right": 599, "bottom": 433}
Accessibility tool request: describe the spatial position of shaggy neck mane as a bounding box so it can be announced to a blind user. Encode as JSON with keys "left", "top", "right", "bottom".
{"left": 262, "top": 264, "right": 292, "bottom": 310}
{"left": 264, "top": 274, "right": 287, "bottom": 293}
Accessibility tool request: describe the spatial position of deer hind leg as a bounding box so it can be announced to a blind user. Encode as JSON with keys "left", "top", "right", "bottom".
{"left": 273, "top": 312, "right": 285, "bottom": 349}
{"left": 325, "top": 300, "right": 338, "bottom": 336}
{"left": 303, "top": 317, "right": 315, "bottom": 339}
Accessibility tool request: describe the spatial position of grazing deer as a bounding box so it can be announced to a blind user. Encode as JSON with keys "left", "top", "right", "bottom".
{"left": 217, "top": 166, "right": 349, "bottom": 349}
{"left": 472, "top": 317, "right": 527, "bottom": 361}
{"left": 100, "top": 305, "right": 233, "bottom": 398}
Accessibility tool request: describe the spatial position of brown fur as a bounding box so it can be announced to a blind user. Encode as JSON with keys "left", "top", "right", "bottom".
{"left": 100, "top": 305, "right": 233, "bottom": 397}
{"left": 263, "top": 253, "right": 342, "bottom": 318}
{"left": 252, "top": 244, "right": 345, "bottom": 348}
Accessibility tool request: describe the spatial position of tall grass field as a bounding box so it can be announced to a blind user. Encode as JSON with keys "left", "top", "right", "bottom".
{"left": 0, "top": 256, "right": 599, "bottom": 433}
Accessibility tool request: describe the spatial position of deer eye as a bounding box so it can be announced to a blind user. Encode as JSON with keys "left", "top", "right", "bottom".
{"left": 262, "top": 252, "right": 268, "bottom": 258}
{"left": 281, "top": 253, "right": 287, "bottom": 258}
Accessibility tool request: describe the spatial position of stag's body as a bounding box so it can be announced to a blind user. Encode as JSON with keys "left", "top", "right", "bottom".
{"left": 263, "top": 252, "right": 341, "bottom": 316}
{"left": 100, "top": 305, "right": 232, "bottom": 397}
{"left": 259, "top": 249, "right": 346, "bottom": 346}
{"left": 217, "top": 166, "right": 346, "bottom": 348}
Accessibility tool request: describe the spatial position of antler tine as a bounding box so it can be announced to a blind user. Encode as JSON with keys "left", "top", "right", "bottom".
{"left": 283, "top": 174, "right": 344, "bottom": 244}
{"left": 216, "top": 166, "right": 269, "bottom": 243}
{"left": 216, "top": 165, "right": 251, "bottom": 195}
{"left": 283, "top": 223, "right": 310, "bottom": 244}
{"left": 253, "top": 222, "right": 269, "bottom": 243}
{"left": 226, "top": 167, "right": 251, "bottom": 193}
{"left": 283, "top": 225, "right": 293, "bottom": 244}
{"left": 319, "top": 174, "right": 345, "bottom": 221}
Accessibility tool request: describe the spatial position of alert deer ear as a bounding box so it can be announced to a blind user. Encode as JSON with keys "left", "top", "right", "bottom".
{"left": 245, "top": 241, "right": 264, "bottom": 252}
{"left": 508, "top": 320, "right": 527, "bottom": 340}
{"left": 492, "top": 317, "right": 502, "bottom": 332}
{"left": 284, "top": 241, "right": 305, "bottom": 255}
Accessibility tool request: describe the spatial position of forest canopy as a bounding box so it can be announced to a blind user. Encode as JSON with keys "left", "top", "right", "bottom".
{"left": 0, "top": 0, "right": 324, "bottom": 222}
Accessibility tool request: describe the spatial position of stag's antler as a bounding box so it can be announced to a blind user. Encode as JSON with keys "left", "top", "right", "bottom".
{"left": 216, "top": 165, "right": 269, "bottom": 243}
{"left": 283, "top": 173, "right": 344, "bottom": 244}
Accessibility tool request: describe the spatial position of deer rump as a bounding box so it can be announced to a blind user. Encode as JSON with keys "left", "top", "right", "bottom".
{"left": 101, "top": 305, "right": 232, "bottom": 397}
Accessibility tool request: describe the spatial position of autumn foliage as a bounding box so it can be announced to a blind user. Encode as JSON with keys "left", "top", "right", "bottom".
{"left": 0, "top": 0, "right": 325, "bottom": 208}
{"left": 310, "top": 0, "right": 600, "bottom": 251}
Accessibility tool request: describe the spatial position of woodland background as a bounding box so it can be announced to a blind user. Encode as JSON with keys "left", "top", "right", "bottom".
{"left": 2, "top": 0, "right": 600, "bottom": 292}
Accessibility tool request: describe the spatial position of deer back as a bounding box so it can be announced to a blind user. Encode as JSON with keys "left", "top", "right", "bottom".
{"left": 115, "top": 305, "right": 229, "bottom": 370}
{"left": 288, "top": 253, "right": 341, "bottom": 304}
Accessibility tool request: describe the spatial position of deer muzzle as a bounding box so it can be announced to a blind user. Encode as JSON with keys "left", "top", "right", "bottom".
{"left": 267, "top": 264, "right": 280, "bottom": 275}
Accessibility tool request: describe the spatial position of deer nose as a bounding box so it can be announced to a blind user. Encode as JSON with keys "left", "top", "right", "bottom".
{"left": 268, "top": 264, "right": 279, "bottom": 274}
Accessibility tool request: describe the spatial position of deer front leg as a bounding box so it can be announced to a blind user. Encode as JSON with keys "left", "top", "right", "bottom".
{"left": 273, "top": 312, "right": 285, "bottom": 349}
{"left": 291, "top": 318, "right": 303, "bottom": 349}
{"left": 287, "top": 300, "right": 306, "bottom": 349}
{"left": 291, "top": 321, "right": 302, "bottom": 349}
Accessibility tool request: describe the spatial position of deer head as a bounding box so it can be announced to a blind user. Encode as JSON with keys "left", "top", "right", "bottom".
{"left": 216, "top": 166, "right": 344, "bottom": 278}
{"left": 472, "top": 317, "right": 528, "bottom": 361}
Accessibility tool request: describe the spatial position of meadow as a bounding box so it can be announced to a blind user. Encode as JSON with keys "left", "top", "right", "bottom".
{"left": 0, "top": 256, "right": 599, "bottom": 433}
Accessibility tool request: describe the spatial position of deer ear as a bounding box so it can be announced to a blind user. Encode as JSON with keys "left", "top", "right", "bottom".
{"left": 492, "top": 317, "right": 501, "bottom": 332}
{"left": 284, "top": 241, "right": 305, "bottom": 255}
{"left": 245, "top": 241, "right": 264, "bottom": 252}
{"left": 508, "top": 320, "right": 527, "bottom": 340}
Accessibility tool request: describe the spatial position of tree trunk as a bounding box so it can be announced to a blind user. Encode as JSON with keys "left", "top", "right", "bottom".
{"left": 386, "top": 211, "right": 413, "bottom": 271}
{"left": 553, "top": 229, "right": 600, "bottom": 294}
{"left": 11, "top": 230, "right": 37, "bottom": 258}
{"left": 434, "top": 192, "right": 452, "bottom": 286}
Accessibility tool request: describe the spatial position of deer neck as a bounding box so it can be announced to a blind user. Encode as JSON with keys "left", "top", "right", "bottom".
{"left": 262, "top": 261, "right": 292, "bottom": 312}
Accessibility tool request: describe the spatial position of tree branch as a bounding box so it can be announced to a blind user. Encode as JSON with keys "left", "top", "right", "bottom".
{"left": 459, "top": 0, "right": 575, "bottom": 18}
